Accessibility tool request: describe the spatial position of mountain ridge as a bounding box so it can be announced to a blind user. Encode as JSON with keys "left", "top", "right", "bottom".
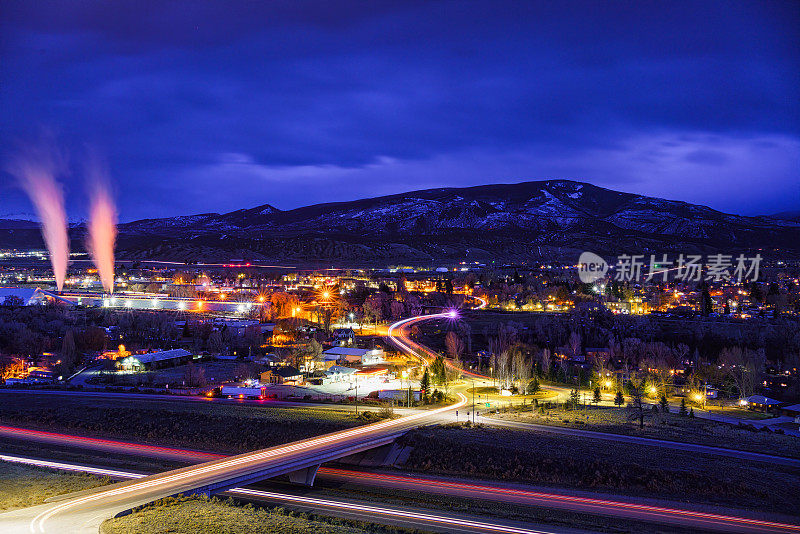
{"left": 2, "top": 180, "right": 798, "bottom": 264}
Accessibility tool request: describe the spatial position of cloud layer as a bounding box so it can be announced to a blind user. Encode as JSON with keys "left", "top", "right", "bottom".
{"left": 1, "top": 1, "right": 798, "bottom": 219}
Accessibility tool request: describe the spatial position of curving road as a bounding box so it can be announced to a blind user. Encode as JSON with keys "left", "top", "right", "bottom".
{"left": 386, "top": 301, "right": 570, "bottom": 400}
{"left": 0, "top": 394, "right": 466, "bottom": 533}
{"left": 1, "top": 439, "right": 797, "bottom": 534}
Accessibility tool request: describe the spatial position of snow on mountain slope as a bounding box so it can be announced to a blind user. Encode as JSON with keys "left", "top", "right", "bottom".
{"left": 106, "top": 180, "right": 798, "bottom": 254}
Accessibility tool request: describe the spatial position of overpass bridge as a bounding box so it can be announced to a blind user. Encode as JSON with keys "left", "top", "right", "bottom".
{"left": 1, "top": 392, "right": 466, "bottom": 534}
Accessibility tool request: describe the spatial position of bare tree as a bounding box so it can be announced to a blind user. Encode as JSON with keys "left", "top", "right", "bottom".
{"left": 567, "top": 331, "right": 582, "bottom": 359}
{"left": 445, "top": 331, "right": 464, "bottom": 360}
{"left": 183, "top": 362, "right": 206, "bottom": 387}
{"left": 719, "top": 346, "right": 764, "bottom": 398}
{"left": 538, "top": 348, "right": 551, "bottom": 376}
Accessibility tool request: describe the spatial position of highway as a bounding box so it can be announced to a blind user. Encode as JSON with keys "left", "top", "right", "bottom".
{"left": 0, "top": 454, "right": 577, "bottom": 534}
{"left": 0, "top": 391, "right": 466, "bottom": 533}
{"left": 1, "top": 436, "right": 798, "bottom": 533}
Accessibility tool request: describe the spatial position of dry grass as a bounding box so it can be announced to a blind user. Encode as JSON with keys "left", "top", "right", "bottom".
{"left": 0, "top": 394, "right": 365, "bottom": 453}
{"left": 491, "top": 405, "right": 800, "bottom": 459}
{"left": 400, "top": 425, "right": 800, "bottom": 514}
{"left": 100, "top": 495, "right": 421, "bottom": 534}
{"left": 0, "top": 461, "right": 110, "bottom": 512}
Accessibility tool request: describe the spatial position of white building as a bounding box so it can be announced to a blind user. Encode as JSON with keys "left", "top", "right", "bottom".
{"left": 322, "top": 346, "right": 385, "bottom": 365}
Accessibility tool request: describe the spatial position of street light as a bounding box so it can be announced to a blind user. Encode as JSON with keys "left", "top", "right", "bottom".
{"left": 402, "top": 370, "right": 409, "bottom": 407}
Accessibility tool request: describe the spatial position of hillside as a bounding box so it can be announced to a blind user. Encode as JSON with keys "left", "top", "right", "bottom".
{"left": 3, "top": 180, "right": 798, "bottom": 265}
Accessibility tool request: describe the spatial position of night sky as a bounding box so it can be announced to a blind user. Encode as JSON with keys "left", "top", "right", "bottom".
{"left": 1, "top": 1, "right": 798, "bottom": 221}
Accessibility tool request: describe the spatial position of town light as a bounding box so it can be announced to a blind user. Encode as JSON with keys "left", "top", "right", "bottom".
{"left": 649, "top": 386, "right": 657, "bottom": 395}
{"left": 692, "top": 392, "right": 703, "bottom": 402}
{"left": 322, "top": 290, "right": 331, "bottom": 300}
{"left": 604, "top": 380, "right": 612, "bottom": 388}
{"left": 447, "top": 310, "right": 458, "bottom": 319}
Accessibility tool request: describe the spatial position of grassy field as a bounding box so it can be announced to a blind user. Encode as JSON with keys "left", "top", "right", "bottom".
{"left": 0, "top": 461, "right": 110, "bottom": 512}
{"left": 399, "top": 424, "right": 800, "bottom": 515}
{"left": 489, "top": 404, "right": 800, "bottom": 459}
{"left": 89, "top": 360, "right": 254, "bottom": 387}
{"left": 0, "top": 393, "right": 370, "bottom": 453}
{"left": 704, "top": 405, "right": 774, "bottom": 420}
{"left": 101, "top": 495, "right": 417, "bottom": 534}
{"left": 0, "top": 464, "right": 421, "bottom": 533}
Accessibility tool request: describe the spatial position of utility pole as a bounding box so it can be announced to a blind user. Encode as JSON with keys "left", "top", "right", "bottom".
{"left": 472, "top": 378, "right": 475, "bottom": 424}
{"left": 355, "top": 382, "right": 358, "bottom": 416}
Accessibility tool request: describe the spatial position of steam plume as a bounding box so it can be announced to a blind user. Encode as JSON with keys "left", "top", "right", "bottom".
{"left": 7, "top": 145, "right": 70, "bottom": 292}
{"left": 86, "top": 156, "right": 117, "bottom": 294}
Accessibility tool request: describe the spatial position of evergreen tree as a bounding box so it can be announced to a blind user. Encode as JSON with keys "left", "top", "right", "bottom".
{"left": 430, "top": 356, "right": 447, "bottom": 385}
{"left": 679, "top": 397, "right": 688, "bottom": 416}
{"left": 420, "top": 369, "right": 430, "bottom": 394}
{"left": 689, "top": 407, "right": 695, "bottom": 418}
{"left": 527, "top": 376, "right": 540, "bottom": 395}
{"left": 593, "top": 387, "right": 601, "bottom": 405}
{"left": 659, "top": 394, "right": 669, "bottom": 413}
{"left": 569, "top": 388, "right": 580, "bottom": 410}
{"left": 614, "top": 390, "right": 624, "bottom": 407}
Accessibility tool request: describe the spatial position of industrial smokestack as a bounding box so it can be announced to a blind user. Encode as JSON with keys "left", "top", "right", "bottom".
{"left": 85, "top": 154, "right": 117, "bottom": 294}
{"left": 7, "top": 144, "right": 70, "bottom": 292}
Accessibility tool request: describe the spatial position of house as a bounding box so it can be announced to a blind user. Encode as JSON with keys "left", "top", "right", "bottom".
{"left": 322, "top": 346, "right": 385, "bottom": 365}
{"left": 260, "top": 366, "right": 302, "bottom": 384}
{"left": 332, "top": 328, "right": 356, "bottom": 346}
{"left": 745, "top": 394, "right": 781, "bottom": 413}
{"left": 117, "top": 349, "right": 193, "bottom": 371}
{"left": 251, "top": 353, "right": 280, "bottom": 366}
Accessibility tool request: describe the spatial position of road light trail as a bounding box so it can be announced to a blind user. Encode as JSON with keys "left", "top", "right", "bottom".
{"left": 21, "top": 391, "right": 467, "bottom": 533}
{"left": 0, "top": 455, "right": 555, "bottom": 534}
{"left": 4, "top": 425, "right": 800, "bottom": 532}
{"left": 1, "top": 454, "right": 797, "bottom": 534}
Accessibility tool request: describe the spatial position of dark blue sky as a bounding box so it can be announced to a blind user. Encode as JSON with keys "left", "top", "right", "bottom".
{"left": 1, "top": 1, "right": 798, "bottom": 221}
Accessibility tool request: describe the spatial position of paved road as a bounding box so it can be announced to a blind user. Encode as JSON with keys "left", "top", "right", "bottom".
{"left": 2, "top": 445, "right": 797, "bottom": 534}
{"left": 0, "top": 392, "right": 467, "bottom": 533}
{"left": 0, "top": 388, "right": 415, "bottom": 414}
{"left": 0, "top": 454, "right": 583, "bottom": 534}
